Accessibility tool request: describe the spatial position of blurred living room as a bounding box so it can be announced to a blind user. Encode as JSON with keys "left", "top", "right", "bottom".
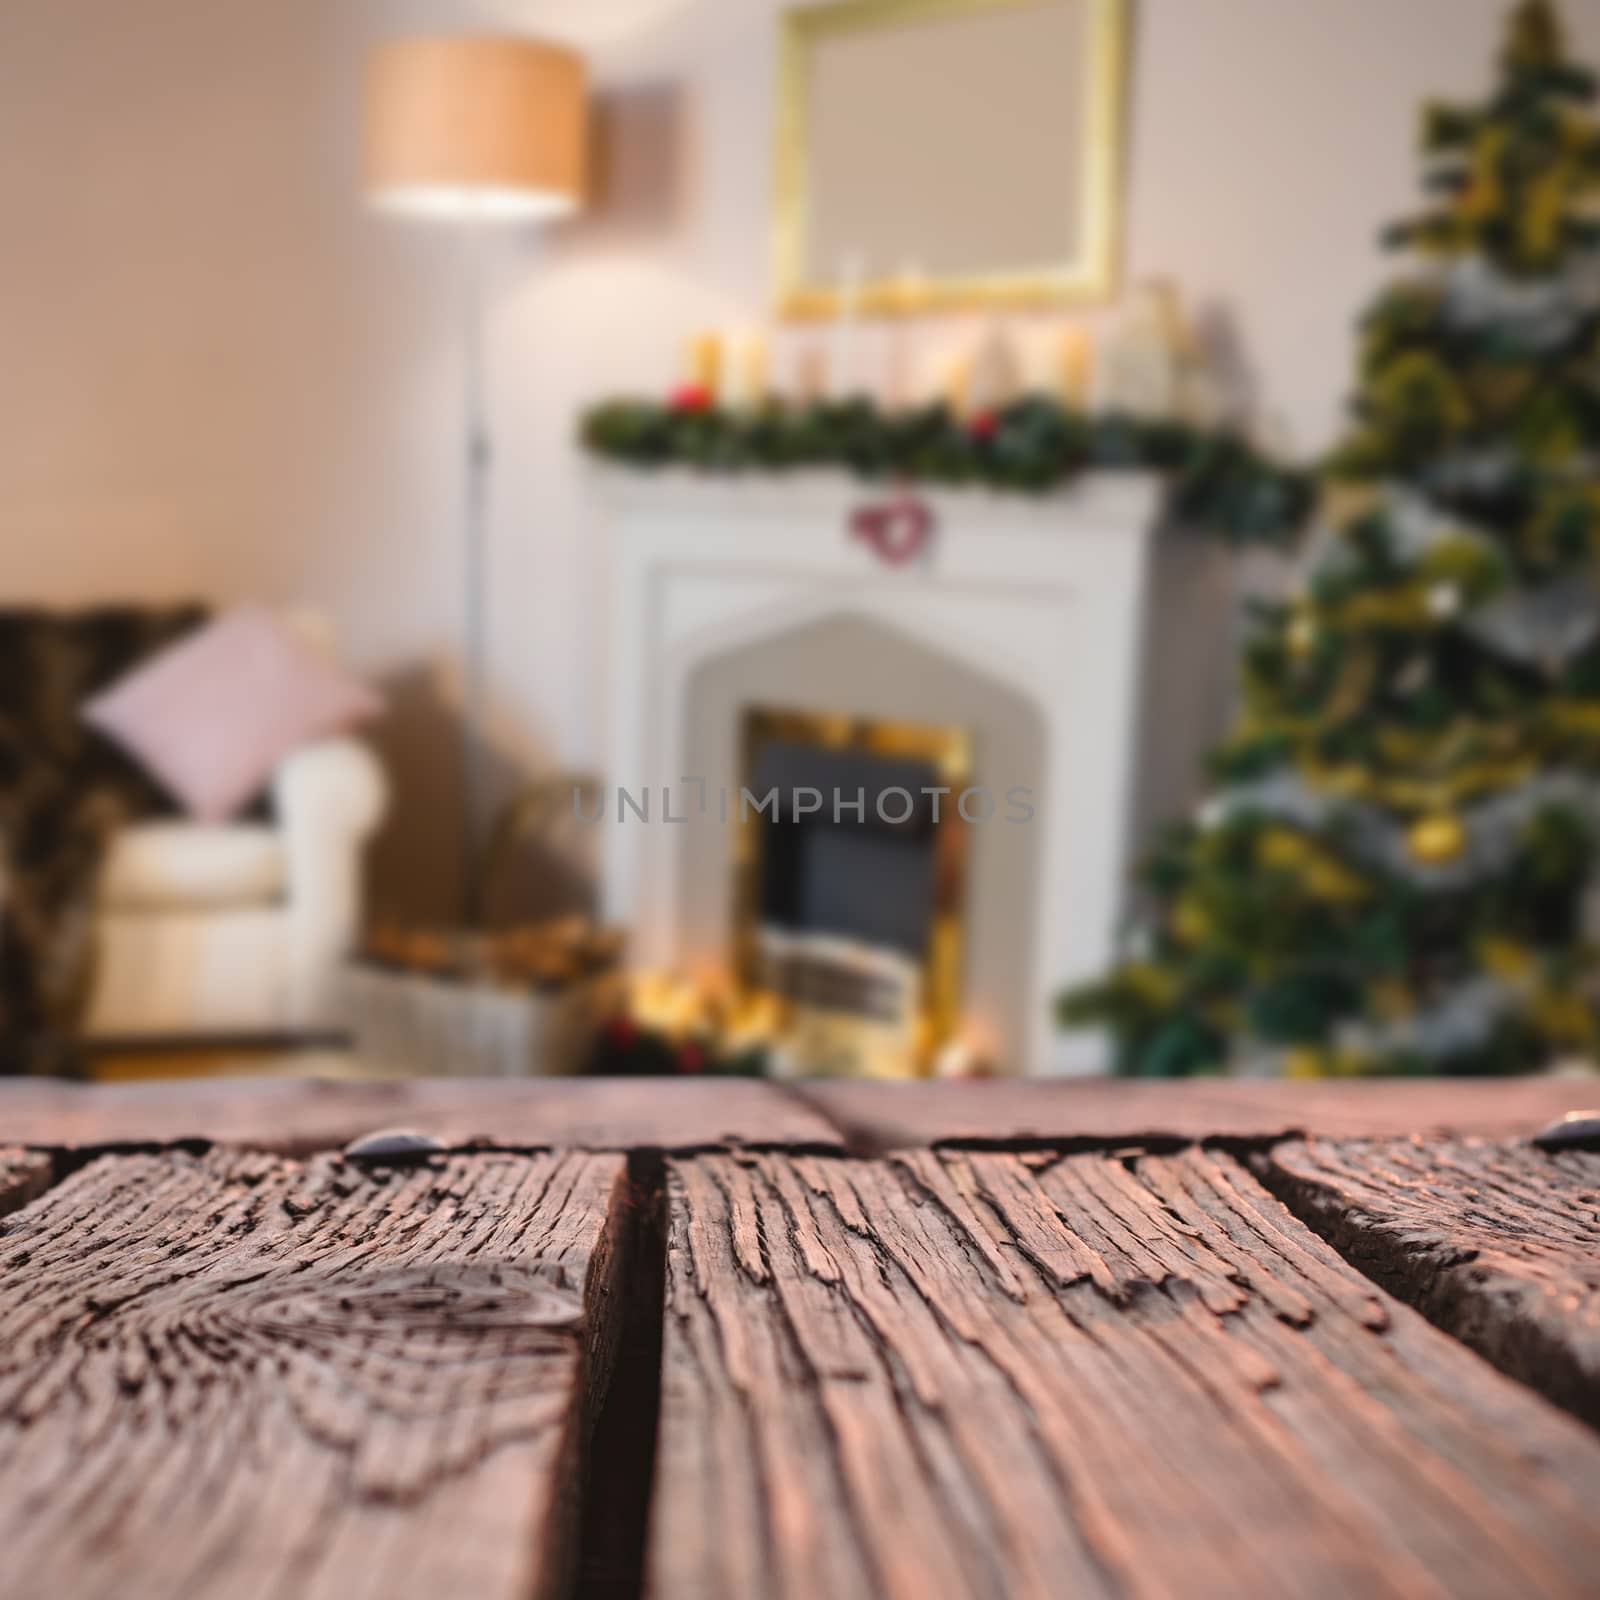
{"left": 6, "top": 0, "right": 1600, "bottom": 1093}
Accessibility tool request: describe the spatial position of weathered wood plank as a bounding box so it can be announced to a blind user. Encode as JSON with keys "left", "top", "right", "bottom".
{"left": 10, "top": 1075, "right": 1583, "bottom": 1160}
{"left": 797, "top": 1075, "right": 1592, "bottom": 1151}
{"left": 653, "top": 1146, "right": 1600, "bottom": 1599}
{"left": 0, "top": 1074, "right": 842, "bottom": 1155}
{"left": 0, "top": 1147, "right": 51, "bottom": 1215}
{"left": 1259, "top": 1135, "right": 1600, "bottom": 1428}
{"left": 0, "top": 1146, "right": 630, "bottom": 1600}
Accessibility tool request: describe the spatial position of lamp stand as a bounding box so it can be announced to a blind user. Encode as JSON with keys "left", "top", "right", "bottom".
{"left": 364, "top": 35, "right": 588, "bottom": 928}
{"left": 461, "top": 232, "right": 491, "bottom": 927}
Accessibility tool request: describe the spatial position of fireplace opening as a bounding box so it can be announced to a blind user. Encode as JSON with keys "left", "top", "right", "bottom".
{"left": 734, "top": 706, "right": 970, "bottom": 1077}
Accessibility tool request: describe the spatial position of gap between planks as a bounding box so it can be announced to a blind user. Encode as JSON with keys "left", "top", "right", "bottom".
{"left": 573, "top": 1151, "right": 669, "bottom": 1600}
{"left": 0, "top": 1147, "right": 54, "bottom": 1216}
{"left": 1254, "top": 1134, "right": 1600, "bottom": 1430}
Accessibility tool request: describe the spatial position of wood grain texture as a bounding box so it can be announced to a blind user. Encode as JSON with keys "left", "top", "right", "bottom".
{"left": 797, "top": 1075, "right": 1595, "bottom": 1151}
{"left": 0, "top": 1147, "right": 51, "bottom": 1215}
{"left": 0, "top": 1074, "right": 842, "bottom": 1155}
{"left": 0, "top": 1146, "right": 629, "bottom": 1600}
{"left": 654, "top": 1146, "right": 1600, "bottom": 1600}
{"left": 1260, "top": 1135, "right": 1600, "bottom": 1428}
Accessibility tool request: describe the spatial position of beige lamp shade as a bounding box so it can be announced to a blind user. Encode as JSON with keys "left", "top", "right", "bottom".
{"left": 365, "top": 35, "right": 586, "bottom": 224}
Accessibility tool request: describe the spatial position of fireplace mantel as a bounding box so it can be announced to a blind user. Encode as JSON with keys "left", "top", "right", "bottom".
{"left": 592, "top": 469, "right": 1232, "bottom": 1075}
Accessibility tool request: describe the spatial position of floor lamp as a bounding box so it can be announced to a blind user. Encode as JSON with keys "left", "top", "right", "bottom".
{"left": 365, "top": 35, "right": 587, "bottom": 923}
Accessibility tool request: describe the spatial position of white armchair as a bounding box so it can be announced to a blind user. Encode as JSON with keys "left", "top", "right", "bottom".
{"left": 84, "top": 736, "right": 388, "bottom": 1040}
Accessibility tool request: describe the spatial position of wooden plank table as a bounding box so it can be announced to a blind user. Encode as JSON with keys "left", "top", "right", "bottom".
{"left": 0, "top": 1074, "right": 843, "bottom": 1154}
{"left": 2, "top": 1076, "right": 1598, "bottom": 1599}
{"left": 0, "top": 1146, "right": 51, "bottom": 1215}
{"left": 0, "top": 1147, "right": 629, "bottom": 1600}
{"left": 1258, "top": 1134, "right": 1600, "bottom": 1428}
{"left": 796, "top": 1074, "right": 1592, "bottom": 1149}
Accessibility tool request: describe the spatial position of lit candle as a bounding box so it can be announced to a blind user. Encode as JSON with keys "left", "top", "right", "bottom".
{"left": 683, "top": 331, "right": 723, "bottom": 399}
{"left": 1057, "top": 325, "right": 1092, "bottom": 410}
{"left": 884, "top": 260, "right": 925, "bottom": 411}
{"left": 729, "top": 330, "right": 769, "bottom": 410}
{"left": 796, "top": 341, "right": 828, "bottom": 406}
{"left": 834, "top": 251, "right": 865, "bottom": 398}
{"left": 942, "top": 352, "right": 972, "bottom": 416}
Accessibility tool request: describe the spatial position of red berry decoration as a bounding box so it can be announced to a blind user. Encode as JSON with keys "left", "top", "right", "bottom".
{"left": 669, "top": 383, "right": 713, "bottom": 414}
{"left": 677, "top": 1042, "right": 707, "bottom": 1075}
{"left": 968, "top": 409, "right": 1000, "bottom": 441}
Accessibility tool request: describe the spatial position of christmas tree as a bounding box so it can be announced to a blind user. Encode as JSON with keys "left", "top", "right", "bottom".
{"left": 1063, "top": 0, "right": 1600, "bottom": 1078}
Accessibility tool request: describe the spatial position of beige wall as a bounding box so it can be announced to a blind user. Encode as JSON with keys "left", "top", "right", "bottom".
{"left": 3, "top": 0, "right": 1596, "bottom": 916}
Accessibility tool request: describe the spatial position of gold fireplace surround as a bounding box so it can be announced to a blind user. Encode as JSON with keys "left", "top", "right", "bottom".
{"left": 733, "top": 705, "right": 971, "bottom": 1076}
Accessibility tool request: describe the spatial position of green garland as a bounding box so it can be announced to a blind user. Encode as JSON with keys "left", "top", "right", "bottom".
{"left": 580, "top": 393, "right": 1315, "bottom": 549}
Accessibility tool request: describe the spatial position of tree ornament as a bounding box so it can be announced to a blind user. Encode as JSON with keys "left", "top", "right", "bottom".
{"left": 1286, "top": 613, "right": 1318, "bottom": 657}
{"left": 1466, "top": 574, "right": 1600, "bottom": 667}
{"left": 1407, "top": 812, "right": 1469, "bottom": 865}
{"left": 1170, "top": 896, "right": 1213, "bottom": 944}
{"left": 1395, "top": 653, "right": 1432, "bottom": 695}
{"left": 1282, "top": 1047, "right": 1329, "bottom": 1080}
{"left": 1425, "top": 582, "right": 1461, "bottom": 620}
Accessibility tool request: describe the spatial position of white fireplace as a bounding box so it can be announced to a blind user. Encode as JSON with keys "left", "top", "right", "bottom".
{"left": 593, "top": 470, "right": 1232, "bottom": 1075}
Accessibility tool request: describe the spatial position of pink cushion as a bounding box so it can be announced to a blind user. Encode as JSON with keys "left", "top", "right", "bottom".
{"left": 83, "top": 606, "right": 382, "bottom": 821}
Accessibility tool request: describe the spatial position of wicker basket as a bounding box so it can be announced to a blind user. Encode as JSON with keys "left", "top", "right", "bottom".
{"left": 338, "top": 962, "right": 622, "bottom": 1077}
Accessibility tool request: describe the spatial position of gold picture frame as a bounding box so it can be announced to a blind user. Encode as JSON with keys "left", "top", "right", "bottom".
{"left": 774, "top": 0, "right": 1129, "bottom": 319}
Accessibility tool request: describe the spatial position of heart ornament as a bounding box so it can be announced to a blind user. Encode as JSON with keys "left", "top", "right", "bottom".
{"left": 850, "top": 492, "right": 935, "bottom": 567}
